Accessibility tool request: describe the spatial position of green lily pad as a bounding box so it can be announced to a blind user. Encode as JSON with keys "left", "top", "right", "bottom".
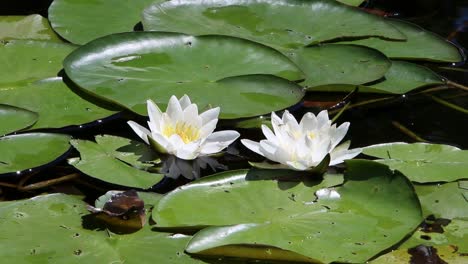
{"left": 63, "top": 32, "right": 304, "bottom": 118}
{"left": 399, "top": 219, "right": 468, "bottom": 254}
{"left": 371, "top": 245, "right": 467, "bottom": 264}
{"left": 0, "top": 104, "right": 38, "bottom": 135}
{"left": 343, "top": 19, "right": 463, "bottom": 62}
{"left": 142, "top": 0, "right": 405, "bottom": 50}
{"left": 154, "top": 160, "right": 422, "bottom": 263}
{"left": 337, "top": 0, "right": 365, "bottom": 6}
{"left": 69, "top": 136, "right": 163, "bottom": 189}
{"left": 0, "top": 78, "right": 118, "bottom": 130}
{"left": 0, "top": 133, "right": 71, "bottom": 175}
{"left": 0, "top": 15, "right": 61, "bottom": 41}
{"left": 0, "top": 40, "right": 75, "bottom": 88}
{"left": 366, "top": 61, "right": 444, "bottom": 94}
{"left": 0, "top": 193, "right": 205, "bottom": 263}
{"left": 48, "top": 0, "right": 160, "bottom": 45}
{"left": 289, "top": 44, "right": 391, "bottom": 88}
{"left": 414, "top": 182, "right": 468, "bottom": 219}
{"left": 299, "top": 60, "right": 444, "bottom": 93}
{"left": 363, "top": 142, "right": 468, "bottom": 183}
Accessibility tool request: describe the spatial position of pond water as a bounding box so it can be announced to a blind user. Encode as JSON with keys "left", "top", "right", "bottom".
{"left": 0, "top": 1, "right": 466, "bottom": 263}
{"left": 1, "top": 0, "right": 467, "bottom": 198}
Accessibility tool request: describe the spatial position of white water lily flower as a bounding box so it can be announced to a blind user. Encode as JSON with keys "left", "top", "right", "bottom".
{"left": 128, "top": 95, "right": 240, "bottom": 160}
{"left": 241, "top": 110, "right": 361, "bottom": 170}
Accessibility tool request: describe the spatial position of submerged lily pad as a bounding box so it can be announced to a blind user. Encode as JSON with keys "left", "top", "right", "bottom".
{"left": 0, "top": 15, "right": 61, "bottom": 41}
{"left": 0, "top": 78, "right": 118, "bottom": 130}
{"left": 399, "top": 219, "right": 468, "bottom": 254}
{"left": 154, "top": 160, "right": 422, "bottom": 263}
{"left": 0, "top": 133, "right": 71, "bottom": 175}
{"left": 142, "top": 0, "right": 405, "bottom": 49}
{"left": 48, "top": 0, "right": 160, "bottom": 44}
{"left": 371, "top": 245, "right": 467, "bottom": 264}
{"left": 69, "top": 135, "right": 163, "bottom": 189}
{"left": 290, "top": 44, "right": 391, "bottom": 88}
{"left": 0, "top": 194, "right": 204, "bottom": 263}
{"left": 337, "top": 0, "right": 365, "bottom": 5}
{"left": 344, "top": 19, "right": 463, "bottom": 62}
{"left": 64, "top": 32, "right": 304, "bottom": 118}
{"left": 414, "top": 182, "right": 468, "bottom": 219}
{"left": 0, "top": 40, "right": 75, "bottom": 88}
{"left": 363, "top": 142, "right": 468, "bottom": 183}
{"left": 0, "top": 104, "right": 38, "bottom": 135}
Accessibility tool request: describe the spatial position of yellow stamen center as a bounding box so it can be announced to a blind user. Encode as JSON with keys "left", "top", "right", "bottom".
{"left": 162, "top": 122, "right": 200, "bottom": 143}
{"left": 308, "top": 132, "right": 316, "bottom": 139}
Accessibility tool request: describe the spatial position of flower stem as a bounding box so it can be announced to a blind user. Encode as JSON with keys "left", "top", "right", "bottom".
{"left": 429, "top": 95, "right": 468, "bottom": 115}
{"left": 391, "top": 121, "right": 428, "bottom": 143}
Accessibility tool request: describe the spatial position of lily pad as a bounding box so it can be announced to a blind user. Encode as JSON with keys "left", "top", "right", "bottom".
{"left": 371, "top": 245, "right": 467, "bottom": 264}
{"left": 343, "top": 19, "right": 463, "bottom": 62}
{"left": 0, "top": 78, "right": 118, "bottom": 130}
{"left": 363, "top": 142, "right": 468, "bottom": 183}
{"left": 48, "top": 0, "right": 160, "bottom": 45}
{"left": 399, "top": 219, "right": 468, "bottom": 254}
{"left": 142, "top": 0, "right": 405, "bottom": 50}
{"left": 0, "top": 40, "right": 75, "bottom": 88}
{"left": 337, "top": 0, "right": 365, "bottom": 6}
{"left": 0, "top": 133, "right": 71, "bottom": 175}
{"left": 289, "top": 44, "right": 391, "bottom": 88}
{"left": 298, "top": 60, "right": 444, "bottom": 93}
{"left": 414, "top": 182, "right": 468, "bottom": 219}
{"left": 69, "top": 136, "right": 163, "bottom": 189}
{"left": 154, "top": 160, "right": 422, "bottom": 263}
{"left": 63, "top": 32, "right": 304, "bottom": 118}
{"left": 0, "top": 15, "right": 61, "bottom": 41}
{"left": 0, "top": 193, "right": 205, "bottom": 263}
{"left": 0, "top": 104, "right": 38, "bottom": 135}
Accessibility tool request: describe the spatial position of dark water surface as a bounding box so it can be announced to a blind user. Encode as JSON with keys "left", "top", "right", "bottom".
{"left": 0, "top": 0, "right": 467, "bottom": 198}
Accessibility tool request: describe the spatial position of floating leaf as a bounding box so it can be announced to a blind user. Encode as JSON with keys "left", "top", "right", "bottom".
{"left": 298, "top": 60, "right": 444, "bottom": 93}
{"left": 142, "top": 0, "right": 405, "bottom": 49}
{"left": 64, "top": 32, "right": 304, "bottom": 118}
{"left": 363, "top": 142, "right": 468, "bottom": 183}
{"left": 344, "top": 19, "right": 463, "bottom": 62}
{"left": 399, "top": 219, "right": 468, "bottom": 254}
{"left": 0, "top": 133, "right": 71, "bottom": 175}
{"left": 154, "top": 160, "right": 422, "bottom": 263}
{"left": 0, "top": 194, "right": 205, "bottom": 263}
{"left": 290, "top": 44, "right": 391, "bottom": 88}
{"left": 69, "top": 136, "right": 163, "bottom": 189}
{"left": 337, "top": 0, "right": 365, "bottom": 6}
{"left": 0, "top": 78, "right": 118, "bottom": 130}
{"left": 0, "top": 104, "right": 38, "bottom": 135}
{"left": 414, "top": 182, "right": 468, "bottom": 219}
{"left": 365, "top": 61, "right": 444, "bottom": 94}
{"left": 48, "top": 0, "right": 160, "bottom": 45}
{"left": 371, "top": 245, "right": 466, "bottom": 264}
{"left": 0, "top": 40, "right": 75, "bottom": 87}
{"left": 0, "top": 15, "right": 61, "bottom": 41}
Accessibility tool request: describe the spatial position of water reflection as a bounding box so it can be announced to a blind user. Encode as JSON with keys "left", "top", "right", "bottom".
{"left": 160, "top": 155, "right": 228, "bottom": 180}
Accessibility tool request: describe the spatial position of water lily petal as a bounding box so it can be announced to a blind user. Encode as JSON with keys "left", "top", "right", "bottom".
{"left": 330, "top": 141, "right": 361, "bottom": 165}
{"left": 183, "top": 103, "right": 201, "bottom": 128}
{"left": 241, "top": 139, "right": 262, "bottom": 156}
{"left": 286, "top": 160, "right": 309, "bottom": 171}
{"left": 199, "top": 107, "right": 220, "bottom": 124}
{"left": 147, "top": 99, "right": 162, "bottom": 131}
{"left": 300, "top": 112, "right": 318, "bottom": 132}
{"left": 261, "top": 125, "right": 278, "bottom": 144}
{"left": 316, "top": 110, "right": 331, "bottom": 129}
{"left": 166, "top": 95, "right": 183, "bottom": 121}
{"left": 282, "top": 110, "right": 300, "bottom": 132}
{"left": 200, "top": 119, "right": 218, "bottom": 138}
{"left": 200, "top": 130, "right": 240, "bottom": 155}
{"left": 127, "top": 121, "right": 150, "bottom": 144}
{"left": 330, "top": 122, "right": 350, "bottom": 149}
{"left": 176, "top": 142, "right": 200, "bottom": 160}
{"left": 179, "top": 94, "right": 192, "bottom": 109}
